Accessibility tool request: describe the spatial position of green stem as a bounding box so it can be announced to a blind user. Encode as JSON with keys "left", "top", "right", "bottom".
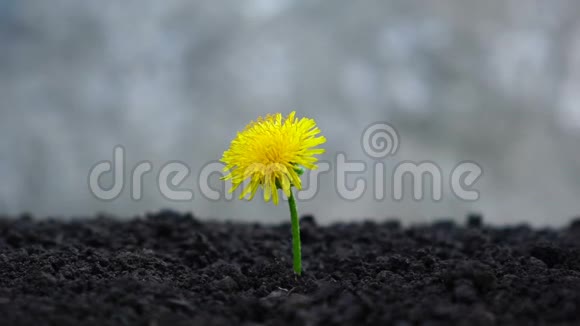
{"left": 288, "top": 190, "right": 302, "bottom": 275}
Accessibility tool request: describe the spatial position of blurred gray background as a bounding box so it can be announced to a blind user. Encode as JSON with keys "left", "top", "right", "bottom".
{"left": 1, "top": 0, "right": 580, "bottom": 226}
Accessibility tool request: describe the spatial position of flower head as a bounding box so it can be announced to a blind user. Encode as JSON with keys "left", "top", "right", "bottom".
{"left": 221, "top": 111, "right": 326, "bottom": 205}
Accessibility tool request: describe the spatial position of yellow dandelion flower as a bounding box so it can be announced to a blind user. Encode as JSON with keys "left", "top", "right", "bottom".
{"left": 221, "top": 111, "right": 326, "bottom": 205}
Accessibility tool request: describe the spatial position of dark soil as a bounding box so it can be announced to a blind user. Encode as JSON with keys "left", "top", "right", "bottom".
{"left": 1, "top": 211, "right": 580, "bottom": 325}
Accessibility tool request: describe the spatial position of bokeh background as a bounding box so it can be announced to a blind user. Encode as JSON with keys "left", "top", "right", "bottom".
{"left": 2, "top": 0, "right": 580, "bottom": 226}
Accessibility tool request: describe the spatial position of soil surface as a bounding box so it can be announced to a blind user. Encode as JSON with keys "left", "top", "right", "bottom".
{"left": 1, "top": 211, "right": 580, "bottom": 325}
